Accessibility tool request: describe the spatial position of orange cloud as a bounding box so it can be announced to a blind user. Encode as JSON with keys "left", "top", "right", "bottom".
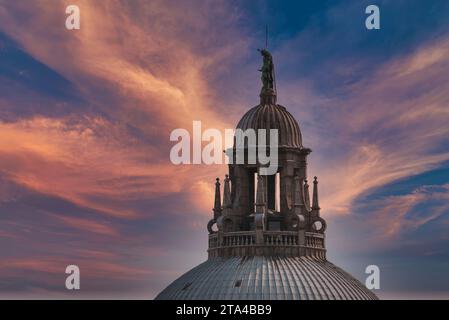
{"left": 0, "top": 0, "right": 236, "bottom": 220}
{"left": 0, "top": 0, "right": 237, "bottom": 131}
{"left": 49, "top": 214, "right": 119, "bottom": 237}
{"left": 0, "top": 116, "right": 227, "bottom": 218}
{"left": 0, "top": 257, "right": 152, "bottom": 279}
{"left": 375, "top": 184, "right": 449, "bottom": 237}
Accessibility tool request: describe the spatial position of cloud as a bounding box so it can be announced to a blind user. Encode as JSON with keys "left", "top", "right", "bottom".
{"left": 0, "top": 116, "right": 156, "bottom": 218}
{"left": 49, "top": 213, "right": 119, "bottom": 236}
{"left": 368, "top": 184, "right": 449, "bottom": 239}
{"left": 0, "top": 256, "right": 153, "bottom": 279}
{"left": 297, "top": 36, "right": 449, "bottom": 217}
{"left": 0, "top": 0, "right": 240, "bottom": 129}
{"left": 0, "top": 0, "right": 240, "bottom": 218}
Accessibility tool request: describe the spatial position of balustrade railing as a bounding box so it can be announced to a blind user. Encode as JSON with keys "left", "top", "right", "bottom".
{"left": 221, "top": 232, "right": 255, "bottom": 247}
{"left": 209, "top": 231, "right": 325, "bottom": 249}
{"left": 263, "top": 231, "right": 298, "bottom": 246}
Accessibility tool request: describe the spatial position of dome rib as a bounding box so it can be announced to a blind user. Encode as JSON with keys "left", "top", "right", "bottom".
{"left": 236, "top": 104, "right": 303, "bottom": 148}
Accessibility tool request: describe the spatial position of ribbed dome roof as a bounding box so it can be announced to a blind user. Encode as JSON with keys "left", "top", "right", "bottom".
{"left": 236, "top": 104, "right": 303, "bottom": 148}
{"left": 155, "top": 256, "right": 377, "bottom": 300}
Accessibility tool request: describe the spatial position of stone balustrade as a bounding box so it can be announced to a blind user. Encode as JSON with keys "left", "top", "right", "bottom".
{"left": 208, "top": 230, "right": 326, "bottom": 259}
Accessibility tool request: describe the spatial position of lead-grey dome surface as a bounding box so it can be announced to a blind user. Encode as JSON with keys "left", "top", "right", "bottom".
{"left": 155, "top": 256, "right": 377, "bottom": 300}
{"left": 236, "top": 104, "right": 303, "bottom": 148}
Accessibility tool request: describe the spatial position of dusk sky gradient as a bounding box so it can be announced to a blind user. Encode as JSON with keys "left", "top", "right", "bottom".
{"left": 1, "top": 0, "right": 449, "bottom": 299}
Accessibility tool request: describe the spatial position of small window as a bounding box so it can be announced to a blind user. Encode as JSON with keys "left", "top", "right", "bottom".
{"left": 234, "top": 280, "right": 242, "bottom": 287}
{"left": 182, "top": 282, "right": 192, "bottom": 290}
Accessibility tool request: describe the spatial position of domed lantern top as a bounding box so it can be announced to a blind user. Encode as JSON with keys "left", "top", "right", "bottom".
{"left": 236, "top": 104, "right": 303, "bottom": 149}
{"left": 206, "top": 49, "right": 324, "bottom": 258}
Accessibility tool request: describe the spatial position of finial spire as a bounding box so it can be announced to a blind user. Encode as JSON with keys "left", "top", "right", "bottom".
{"left": 312, "top": 176, "right": 320, "bottom": 211}
{"left": 265, "top": 24, "right": 268, "bottom": 49}
{"left": 213, "top": 177, "right": 222, "bottom": 219}
{"left": 304, "top": 179, "right": 311, "bottom": 211}
{"left": 223, "top": 174, "right": 232, "bottom": 208}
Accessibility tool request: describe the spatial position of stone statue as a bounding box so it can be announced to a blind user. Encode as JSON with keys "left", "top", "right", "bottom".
{"left": 258, "top": 49, "right": 274, "bottom": 91}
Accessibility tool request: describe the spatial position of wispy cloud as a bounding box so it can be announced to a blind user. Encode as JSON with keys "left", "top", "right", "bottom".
{"left": 366, "top": 184, "right": 449, "bottom": 240}
{"left": 0, "top": 0, "right": 240, "bottom": 219}
{"left": 300, "top": 36, "right": 449, "bottom": 217}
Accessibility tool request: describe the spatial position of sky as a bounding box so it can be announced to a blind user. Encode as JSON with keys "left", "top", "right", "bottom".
{"left": 1, "top": 0, "right": 449, "bottom": 299}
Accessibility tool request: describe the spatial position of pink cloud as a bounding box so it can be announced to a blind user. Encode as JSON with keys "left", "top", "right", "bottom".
{"left": 0, "top": 1, "right": 240, "bottom": 220}
{"left": 49, "top": 213, "right": 119, "bottom": 237}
